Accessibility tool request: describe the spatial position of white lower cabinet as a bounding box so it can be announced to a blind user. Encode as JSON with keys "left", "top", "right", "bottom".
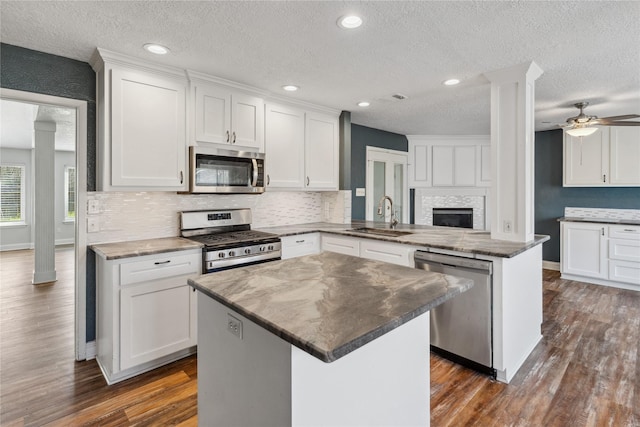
{"left": 321, "top": 234, "right": 418, "bottom": 267}
{"left": 561, "top": 222, "right": 640, "bottom": 289}
{"left": 96, "top": 249, "right": 201, "bottom": 384}
{"left": 321, "top": 235, "right": 360, "bottom": 256}
{"left": 281, "top": 233, "right": 321, "bottom": 259}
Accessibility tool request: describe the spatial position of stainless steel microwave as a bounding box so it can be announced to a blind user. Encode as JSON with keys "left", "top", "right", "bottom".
{"left": 188, "top": 146, "right": 265, "bottom": 194}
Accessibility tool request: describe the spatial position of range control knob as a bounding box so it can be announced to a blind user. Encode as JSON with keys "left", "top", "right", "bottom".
{"left": 267, "top": 245, "right": 274, "bottom": 251}
{"left": 259, "top": 246, "right": 266, "bottom": 252}
{"left": 228, "top": 250, "right": 235, "bottom": 257}
{"left": 218, "top": 252, "right": 225, "bottom": 258}
{"left": 244, "top": 248, "right": 251, "bottom": 254}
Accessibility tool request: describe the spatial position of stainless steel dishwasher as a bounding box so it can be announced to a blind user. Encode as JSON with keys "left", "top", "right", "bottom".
{"left": 414, "top": 251, "right": 495, "bottom": 378}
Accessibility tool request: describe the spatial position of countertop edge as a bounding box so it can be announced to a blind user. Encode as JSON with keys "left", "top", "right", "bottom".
{"left": 90, "top": 238, "right": 203, "bottom": 260}
{"left": 189, "top": 276, "right": 473, "bottom": 363}
{"left": 558, "top": 217, "right": 640, "bottom": 226}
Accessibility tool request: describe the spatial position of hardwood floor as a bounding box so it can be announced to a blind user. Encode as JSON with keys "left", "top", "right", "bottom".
{"left": 1, "top": 250, "right": 638, "bottom": 426}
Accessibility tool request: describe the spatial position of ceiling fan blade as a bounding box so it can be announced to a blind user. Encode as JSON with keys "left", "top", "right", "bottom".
{"left": 598, "top": 114, "right": 640, "bottom": 121}
{"left": 598, "top": 121, "right": 640, "bottom": 126}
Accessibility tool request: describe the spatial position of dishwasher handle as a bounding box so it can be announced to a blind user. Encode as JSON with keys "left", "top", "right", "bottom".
{"left": 414, "top": 251, "right": 492, "bottom": 274}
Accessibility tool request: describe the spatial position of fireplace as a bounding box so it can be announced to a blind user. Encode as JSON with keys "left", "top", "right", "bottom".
{"left": 432, "top": 208, "right": 473, "bottom": 229}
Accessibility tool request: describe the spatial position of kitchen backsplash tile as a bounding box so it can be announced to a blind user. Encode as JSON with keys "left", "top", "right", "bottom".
{"left": 565, "top": 207, "right": 640, "bottom": 221}
{"left": 87, "top": 191, "right": 351, "bottom": 244}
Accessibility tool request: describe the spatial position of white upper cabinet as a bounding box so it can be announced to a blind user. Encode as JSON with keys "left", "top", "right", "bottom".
{"left": 563, "top": 126, "right": 640, "bottom": 187}
{"left": 191, "top": 79, "right": 264, "bottom": 151}
{"left": 264, "top": 103, "right": 305, "bottom": 188}
{"left": 609, "top": 127, "right": 640, "bottom": 185}
{"left": 91, "top": 49, "right": 188, "bottom": 191}
{"left": 264, "top": 103, "right": 339, "bottom": 191}
{"left": 408, "top": 136, "right": 490, "bottom": 188}
{"left": 304, "top": 112, "right": 339, "bottom": 190}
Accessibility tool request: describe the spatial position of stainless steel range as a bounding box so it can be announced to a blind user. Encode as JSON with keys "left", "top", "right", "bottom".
{"left": 180, "top": 209, "right": 281, "bottom": 273}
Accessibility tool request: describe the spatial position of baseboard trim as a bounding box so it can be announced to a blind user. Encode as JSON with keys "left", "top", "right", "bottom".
{"left": 561, "top": 273, "right": 639, "bottom": 292}
{"left": 542, "top": 261, "right": 560, "bottom": 271}
{"left": 85, "top": 341, "right": 96, "bottom": 360}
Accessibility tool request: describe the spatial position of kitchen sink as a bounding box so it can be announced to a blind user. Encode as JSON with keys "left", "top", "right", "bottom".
{"left": 348, "top": 227, "right": 414, "bottom": 237}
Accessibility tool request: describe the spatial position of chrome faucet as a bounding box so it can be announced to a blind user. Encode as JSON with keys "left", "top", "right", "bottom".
{"left": 377, "top": 195, "right": 398, "bottom": 228}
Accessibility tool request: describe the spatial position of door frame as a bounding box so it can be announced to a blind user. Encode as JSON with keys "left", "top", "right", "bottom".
{"left": 1, "top": 88, "right": 88, "bottom": 361}
{"left": 365, "top": 146, "right": 409, "bottom": 223}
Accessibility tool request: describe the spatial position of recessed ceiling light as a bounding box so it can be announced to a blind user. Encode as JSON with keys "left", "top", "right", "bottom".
{"left": 338, "top": 15, "right": 363, "bottom": 29}
{"left": 282, "top": 85, "right": 299, "bottom": 92}
{"left": 357, "top": 101, "right": 370, "bottom": 107}
{"left": 443, "top": 79, "right": 460, "bottom": 86}
{"left": 143, "top": 43, "right": 170, "bottom": 55}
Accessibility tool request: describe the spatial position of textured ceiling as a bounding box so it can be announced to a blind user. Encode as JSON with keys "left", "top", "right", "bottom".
{"left": 1, "top": 1, "right": 639, "bottom": 136}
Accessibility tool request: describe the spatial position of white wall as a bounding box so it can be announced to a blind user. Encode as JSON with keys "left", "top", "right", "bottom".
{"left": 0, "top": 147, "right": 76, "bottom": 251}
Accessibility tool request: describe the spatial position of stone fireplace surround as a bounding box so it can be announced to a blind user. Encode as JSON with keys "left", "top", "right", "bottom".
{"left": 414, "top": 188, "right": 490, "bottom": 230}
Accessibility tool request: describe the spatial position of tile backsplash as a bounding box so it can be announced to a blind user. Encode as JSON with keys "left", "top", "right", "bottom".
{"left": 565, "top": 207, "right": 640, "bottom": 221}
{"left": 87, "top": 190, "right": 352, "bottom": 244}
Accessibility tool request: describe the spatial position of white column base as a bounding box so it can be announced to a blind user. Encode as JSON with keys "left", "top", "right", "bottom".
{"left": 33, "top": 270, "right": 57, "bottom": 284}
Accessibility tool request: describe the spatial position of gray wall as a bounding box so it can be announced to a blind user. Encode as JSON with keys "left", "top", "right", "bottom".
{"left": 350, "top": 124, "right": 408, "bottom": 220}
{"left": 534, "top": 129, "right": 640, "bottom": 262}
{"left": 1, "top": 43, "right": 97, "bottom": 341}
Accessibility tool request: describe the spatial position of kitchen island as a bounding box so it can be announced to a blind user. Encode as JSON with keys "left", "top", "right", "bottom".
{"left": 189, "top": 251, "right": 473, "bottom": 427}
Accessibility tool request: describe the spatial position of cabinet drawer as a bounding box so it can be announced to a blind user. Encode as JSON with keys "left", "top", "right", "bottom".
{"left": 609, "top": 239, "right": 640, "bottom": 262}
{"left": 321, "top": 235, "right": 360, "bottom": 256}
{"left": 120, "top": 252, "right": 201, "bottom": 285}
{"left": 360, "top": 240, "right": 414, "bottom": 267}
{"left": 609, "top": 225, "right": 640, "bottom": 241}
{"left": 609, "top": 260, "right": 640, "bottom": 285}
{"left": 281, "top": 233, "right": 320, "bottom": 259}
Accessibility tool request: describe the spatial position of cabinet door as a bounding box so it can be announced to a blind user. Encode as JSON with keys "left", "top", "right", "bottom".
{"left": 305, "top": 112, "right": 339, "bottom": 190}
{"left": 120, "top": 278, "right": 196, "bottom": 370}
{"left": 409, "top": 142, "right": 431, "bottom": 187}
{"left": 111, "top": 68, "right": 186, "bottom": 188}
{"left": 609, "top": 260, "right": 640, "bottom": 285}
{"left": 359, "top": 240, "right": 415, "bottom": 267}
{"left": 264, "top": 104, "right": 305, "bottom": 188}
{"left": 432, "top": 146, "right": 454, "bottom": 186}
{"left": 563, "top": 130, "right": 608, "bottom": 186}
{"left": 561, "top": 223, "right": 607, "bottom": 279}
{"left": 194, "top": 84, "right": 232, "bottom": 145}
{"left": 477, "top": 144, "right": 491, "bottom": 187}
{"left": 321, "top": 235, "right": 360, "bottom": 256}
{"left": 454, "top": 145, "right": 476, "bottom": 186}
{"left": 609, "top": 127, "right": 640, "bottom": 185}
{"left": 281, "top": 233, "right": 321, "bottom": 259}
{"left": 231, "top": 93, "right": 264, "bottom": 150}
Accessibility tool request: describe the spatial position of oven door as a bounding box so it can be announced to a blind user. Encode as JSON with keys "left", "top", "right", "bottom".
{"left": 189, "top": 146, "right": 265, "bottom": 194}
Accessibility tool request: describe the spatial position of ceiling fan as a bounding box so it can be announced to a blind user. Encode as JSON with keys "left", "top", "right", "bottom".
{"left": 561, "top": 102, "right": 640, "bottom": 136}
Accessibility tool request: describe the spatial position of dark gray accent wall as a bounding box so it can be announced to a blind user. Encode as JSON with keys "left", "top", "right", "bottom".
{"left": 1, "top": 43, "right": 98, "bottom": 342}
{"left": 339, "top": 111, "right": 352, "bottom": 190}
{"left": 535, "top": 129, "right": 640, "bottom": 262}
{"left": 351, "top": 124, "right": 408, "bottom": 220}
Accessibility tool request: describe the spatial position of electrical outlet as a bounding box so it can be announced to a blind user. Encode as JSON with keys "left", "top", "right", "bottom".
{"left": 227, "top": 314, "right": 243, "bottom": 339}
{"left": 88, "top": 200, "right": 100, "bottom": 214}
{"left": 355, "top": 188, "right": 366, "bottom": 197}
{"left": 503, "top": 220, "right": 512, "bottom": 233}
{"left": 87, "top": 217, "right": 99, "bottom": 233}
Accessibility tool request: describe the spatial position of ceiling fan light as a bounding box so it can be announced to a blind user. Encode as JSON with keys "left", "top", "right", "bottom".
{"left": 566, "top": 127, "right": 598, "bottom": 137}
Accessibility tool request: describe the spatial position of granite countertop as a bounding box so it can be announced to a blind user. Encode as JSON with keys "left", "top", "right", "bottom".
{"left": 189, "top": 251, "right": 473, "bottom": 363}
{"left": 90, "top": 237, "right": 203, "bottom": 260}
{"left": 558, "top": 217, "right": 640, "bottom": 226}
{"left": 257, "top": 221, "right": 549, "bottom": 258}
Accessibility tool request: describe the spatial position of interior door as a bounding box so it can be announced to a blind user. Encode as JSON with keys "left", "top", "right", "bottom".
{"left": 365, "top": 147, "right": 408, "bottom": 223}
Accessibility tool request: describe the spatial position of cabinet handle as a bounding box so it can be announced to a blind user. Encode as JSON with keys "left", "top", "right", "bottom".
{"left": 180, "top": 171, "right": 184, "bottom": 184}
{"left": 267, "top": 174, "right": 270, "bottom": 186}
{"left": 232, "top": 131, "right": 236, "bottom": 144}
{"left": 602, "top": 228, "right": 605, "bottom": 236}
{"left": 226, "top": 130, "right": 230, "bottom": 143}
{"left": 603, "top": 174, "right": 606, "bottom": 182}
{"left": 306, "top": 176, "right": 310, "bottom": 186}
{"left": 296, "top": 240, "right": 305, "bottom": 244}
{"left": 623, "top": 229, "right": 637, "bottom": 232}
{"left": 154, "top": 260, "right": 171, "bottom": 265}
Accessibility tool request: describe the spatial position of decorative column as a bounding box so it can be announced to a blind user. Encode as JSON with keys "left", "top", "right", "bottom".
{"left": 33, "top": 121, "right": 57, "bottom": 284}
{"left": 484, "top": 62, "right": 543, "bottom": 242}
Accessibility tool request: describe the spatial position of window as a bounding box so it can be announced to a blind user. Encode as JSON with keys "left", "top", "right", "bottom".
{"left": 0, "top": 164, "right": 26, "bottom": 224}
{"left": 64, "top": 166, "right": 76, "bottom": 222}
